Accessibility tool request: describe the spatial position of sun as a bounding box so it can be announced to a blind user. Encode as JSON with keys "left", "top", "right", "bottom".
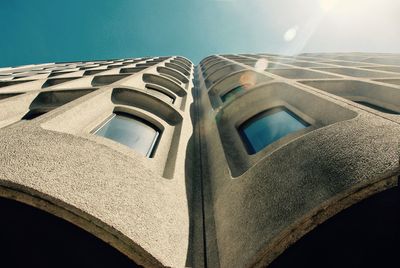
{"left": 319, "top": 0, "right": 366, "bottom": 13}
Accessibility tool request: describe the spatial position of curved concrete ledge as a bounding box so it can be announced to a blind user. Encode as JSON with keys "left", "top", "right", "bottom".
{"left": 0, "top": 125, "right": 190, "bottom": 267}
{"left": 0, "top": 183, "right": 157, "bottom": 267}
{"left": 201, "top": 61, "right": 220, "bottom": 73}
{"left": 174, "top": 56, "right": 192, "bottom": 67}
{"left": 0, "top": 92, "right": 23, "bottom": 101}
{"left": 199, "top": 55, "right": 218, "bottom": 66}
{"left": 112, "top": 87, "right": 183, "bottom": 125}
{"left": 205, "top": 64, "right": 245, "bottom": 87}
{"left": 29, "top": 88, "right": 96, "bottom": 111}
{"left": 170, "top": 59, "right": 191, "bottom": 72}
{"left": 250, "top": 175, "right": 398, "bottom": 267}
{"left": 0, "top": 79, "right": 35, "bottom": 88}
{"left": 84, "top": 69, "right": 108, "bottom": 76}
{"left": 142, "top": 73, "right": 186, "bottom": 97}
{"left": 207, "top": 70, "right": 273, "bottom": 110}
{"left": 203, "top": 61, "right": 228, "bottom": 76}
{"left": 145, "top": 83, "right": 178, "bottom": 102}
{"left": 374, "top": 78, "right": 400, "bottom": 86}
{"left": 160, "top": 73, "right": 183, "bottom": 85}
{"left": 157, "top": 66, "right": 189, "bottom": 83}
{"left": 165, "top": 63, "right": 190, "bottom": 76}
{"left": 207, "top": 113, "right": 400, "bottom": 267}
{"left": 120, "top": 67, "right": 146, "bottom": 74}
{"left": 312, "top": 67, "right": 399, "bottom": 78}
{"left": 169, "top": 60, "right": 191, "bottom": 73}
{"left": 91, "top": 74, "right": 131, "bottom": 87}
{"left": 265, "top": 68, "right": 339, "bottom": 79}
{"left": 43, "top": 77, "right": 82, "bottom": 88}
{"left": 300, "top": 80, "right": 400, "bottom": 114}
{"left": 209, "top": 70, "right": 273, "bottom": 94}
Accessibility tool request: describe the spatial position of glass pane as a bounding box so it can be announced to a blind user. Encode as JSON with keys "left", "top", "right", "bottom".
{"left": 221, "top": 85, "right": 245, "bottom": 102}
{"left": 96, "top": 113, "right": 159, "bottom": 157}
{"left": 239, "top": 107, "right": 309, "bottom": 154}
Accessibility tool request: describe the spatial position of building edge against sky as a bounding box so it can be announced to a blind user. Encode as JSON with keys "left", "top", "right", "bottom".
{"left": 0, "top": 53, "right": 399, "bottom": 267}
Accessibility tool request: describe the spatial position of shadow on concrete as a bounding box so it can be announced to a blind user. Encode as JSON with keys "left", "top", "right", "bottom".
{"left": 184, "top": 84, "right": 205, "bottom": 267}
{"left": 0, "top": 197, "right": 140, "bottom": 268}
{"left": 270, "top": 184, "right": 400, "bottom": 268}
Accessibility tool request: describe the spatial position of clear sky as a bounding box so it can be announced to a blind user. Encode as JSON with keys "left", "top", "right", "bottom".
{"left": 1, "top": 0, "right": 399, "bottom": 67}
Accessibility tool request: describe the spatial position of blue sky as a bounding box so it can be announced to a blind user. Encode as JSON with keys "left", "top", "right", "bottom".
{"left": 1, "top": 0, "right": 399, "bottom": 67}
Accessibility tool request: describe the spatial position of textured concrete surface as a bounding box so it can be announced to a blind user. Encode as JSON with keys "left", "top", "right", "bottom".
{"left": 0, "top": 53, "right": 399, "bottom": 267}
{"left": 197, "top": 53, "right": 400, "bottom": 268}
{"left": 0, "top": 56, "right": 195, "bottom": 267}
{"left": 0, "top": 124, "right": 188, "bottom": 267}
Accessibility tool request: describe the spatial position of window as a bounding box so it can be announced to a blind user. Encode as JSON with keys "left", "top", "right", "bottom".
{"left": 353, "top": 101, "right": 399, "bottom": 115}
{"left": 220, "top": 85, "right": 247, "bottom": 103}
{"left": 95, "top": 113, "right": 160, "bottom": 157}
{"left": 238, "top": 107, "right": 309, "bottom": 154}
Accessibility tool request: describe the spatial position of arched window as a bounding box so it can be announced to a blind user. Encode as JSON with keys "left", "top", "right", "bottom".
{"left": 95, "top": 112, "right": 160, "bottom": 157}
{"left": 238, "top": 107, "right": 309, "bottom": 154}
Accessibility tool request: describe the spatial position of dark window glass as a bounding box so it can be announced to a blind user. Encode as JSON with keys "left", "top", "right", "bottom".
{"left": 239, "top": 107, "right": 309, "bottom": 154}
{"left": 95, "top": 113, "right": 160, "bottom": 157}
{"left": 354, "top": 101, "right": 399, "bottom": 115}
{"left": 220, "top": 85, "right": 246, "bottom": 103}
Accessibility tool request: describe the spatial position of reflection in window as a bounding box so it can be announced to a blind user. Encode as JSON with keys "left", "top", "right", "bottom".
{"left": 238, "top": 107, "right": 309, "bottom": 154}
{"left": 353, "top": 101, "right": 399, "bottom": 115}
{"left": 95, "top": 113, "right": 160, "bottom": 157}
{"left": 220, "top": 85, "right": 247, "bottom": 103}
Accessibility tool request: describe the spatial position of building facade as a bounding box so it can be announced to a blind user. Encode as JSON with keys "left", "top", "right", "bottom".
{"left": 0, "top": 53, "right": 399, "bottom": 267}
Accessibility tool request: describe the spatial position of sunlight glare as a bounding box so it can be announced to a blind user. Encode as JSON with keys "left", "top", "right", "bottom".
{"left": 284, "top": 26, "right": 298, "bottom": 42}
{"left": 320, "top": 0, "right": 338, "bottom": 12}
{"left": 254, "top": 58, "right": 269, "bottom": 72}
{"left": 239, "top": 71, "right": 257, "bottom": 89}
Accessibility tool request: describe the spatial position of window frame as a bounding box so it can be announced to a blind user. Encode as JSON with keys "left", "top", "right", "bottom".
{"left": 238, "top": 106, "right": 310, "bottom": 155}
{"left": 93, "top": 112, "right": 161, "bottom": 158}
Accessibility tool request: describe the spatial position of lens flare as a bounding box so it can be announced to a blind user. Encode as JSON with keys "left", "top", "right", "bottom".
{"left": 254, "top": 58, "right": 269, "bottom": 72}
{"left": 239, "top": 71, "right": 257, "bottom": 89}
{"left": 284, "top": 26, "right": 299, "bottom": 42}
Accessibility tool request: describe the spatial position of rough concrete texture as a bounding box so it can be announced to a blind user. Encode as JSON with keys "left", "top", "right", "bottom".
{"left": 197, "top": 53, "right": 400, "bottom": 267}
{"left": 0, "top": 53, "right": 399, "bottom": 268}
{"left": 0, "top": 124, "right": 188, "bottom": 266}
{"left": 0, "top": 56, "right": 196, "bottom": 267}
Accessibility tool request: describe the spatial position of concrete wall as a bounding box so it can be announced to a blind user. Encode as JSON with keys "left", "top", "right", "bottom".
{"left": 196, "top": 53, "right": 400, "bottom": 267}
{"left": 0, "top": 56, "right": 195, "bottom": 267}
{"left": 0, "top": 52, "right": 399, "bottom": 267}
